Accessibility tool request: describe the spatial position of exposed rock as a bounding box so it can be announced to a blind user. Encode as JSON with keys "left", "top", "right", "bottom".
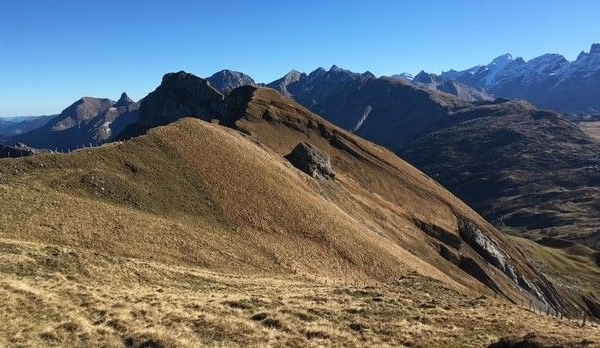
{"left": 458, "top": 216, "right": 518, "bottom": 283}
{"left": 207, "top": 69, "right": 256, "bottom": 94}
{"left": 285, "top": 142, "right": 335, "bottom": 180}
{"left": 137, "top": 71, "right": 225, "bottom": 128}
{"left": 115, "top": 92, "right": 134, "bottom": 107}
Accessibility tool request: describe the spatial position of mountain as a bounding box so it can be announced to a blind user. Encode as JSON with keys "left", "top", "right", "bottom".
{"left": 397, "top": 100, "right": 600, "bottom": 249}
{"left": 267, "top": 65, "right": 469, "bottom": 145}
{"left": 265, "top": 69, "right": 307, "bottom": 97}
{"left": 8, "top": 93, "right": 139, "bottom": 151}
{"left": 206, "top": 69, "right": 256, "bottom": 94}
{"left": 120, "top": 72, "right": 570, "bottom": 307}
{"left": 265, "top": 66, "right": 600, "bottom": 252}
{"left": 411, "top": 71, "right": 494, "bottom": 102}
{"left": 440, "top": 44, "right": 600, "bottom": 113}
{"left": 387, "top": 72, "right": 414, "bottom": 81}
{"left": 3, "top": 71, "right": 599, "bottom": 345}
{"left": 0, "top": 115, "right": 55, "bottom": 137}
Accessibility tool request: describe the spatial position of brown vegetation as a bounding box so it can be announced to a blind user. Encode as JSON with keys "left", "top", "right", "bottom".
{"left": 1, "top": 86, "right": 599, "bottom": 346}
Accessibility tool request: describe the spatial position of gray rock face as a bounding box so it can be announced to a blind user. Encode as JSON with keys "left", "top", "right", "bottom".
{"left": 266, "top": 70, "right": 306, "bottom": 97}
{"left": 137, "top": 71, "right": 225, "bottom": 128}
{"left": 207, "top": 70, "right": 256, "bottom": 94}
{"left": 285, "top": 142, "right": 335, "bottom": 180}
{"left": 456, "top": 215, "right": 561, "bottom": 310}
{"left": 457, "top": 216, "right": 518, "bottom": 283}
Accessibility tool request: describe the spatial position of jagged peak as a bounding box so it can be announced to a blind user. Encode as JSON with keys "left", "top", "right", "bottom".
{"left": 210, "top": 69, "right": 253, "bottom": 79}
{"left": 115, "top": 92, "right": 134, "bottom": 106}
{"left": 590, "top": 43, "right": 600, "bottom": 54}
{"left": 361, "top": 71, "right": 376, "bottom": 79}
{"left": 309, "top": 67, "right": 327, "bottom": 77}
{"left": 412, "top": 70, "right": 438, "bottom": 84}
{"left": 489, "top": 53, "right": 514, "bottom": 66}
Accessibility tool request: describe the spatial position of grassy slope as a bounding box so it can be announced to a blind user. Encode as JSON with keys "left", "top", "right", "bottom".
{"left": 1, "top": 238, "right": 598, "bottom": 348}
{"left": 1, "top": 95, "right": 599, "bottom": 345}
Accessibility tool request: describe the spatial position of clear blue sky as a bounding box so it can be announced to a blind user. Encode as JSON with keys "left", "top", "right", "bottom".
{"left": 1, "top": 0, "right": 599, "bottom": 116}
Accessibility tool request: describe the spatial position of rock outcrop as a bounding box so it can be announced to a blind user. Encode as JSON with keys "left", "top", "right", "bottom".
{"left": 137, "top": 71, "right": 225, "bottom": 129}
{"left": 285, "top": 142, "right": 335, "bottom": 180}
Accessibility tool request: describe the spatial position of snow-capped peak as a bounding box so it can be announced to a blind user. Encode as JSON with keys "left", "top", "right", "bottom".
{"left": 482, "top": 54, "right": 516, "bottom": 87}
{"left": 489, "top": 53, "right": 514, "bottom": 67}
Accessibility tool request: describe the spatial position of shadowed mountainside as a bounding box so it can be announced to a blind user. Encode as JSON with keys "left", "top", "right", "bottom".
{"left": 397, "top": 101, "right": 600, "bottom": 250}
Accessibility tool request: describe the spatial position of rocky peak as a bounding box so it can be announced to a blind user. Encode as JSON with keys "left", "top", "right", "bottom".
{"left": 390, "top": 72, "right": 414, "bottom": 81}
{"left": 207, "top": 69, "right": 256, "bottom": 94}
{"left": 412, "top": 70, "right": 439, "bottom": 84}
{"left": 590, "top": 43, "right": 600, "bottom": 54}
{"left": 138, "top": 71, "right": 225, "bottom": 128}
{"left": 309, "top": 67, "right": 327, "bottom": 78}
{"left": 115, "top": 92, "right": 134, "bottom": 107}
{"left": 490, "top": 53, "right": 514, "bottom": 66}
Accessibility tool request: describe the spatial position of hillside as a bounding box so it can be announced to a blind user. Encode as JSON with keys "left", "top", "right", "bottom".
{"left": 2, "top": 75, "right": 599, "bottom": 345}
{"left": 265, "top": 66, "right": 600, "bottom": 252}
{"left": 397, "top": 101, "right": 600, "bottom": 250}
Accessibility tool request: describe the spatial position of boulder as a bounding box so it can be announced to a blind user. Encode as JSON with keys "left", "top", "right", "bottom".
{"left": 285, "top": 142, "right": 335, "bottom": 180}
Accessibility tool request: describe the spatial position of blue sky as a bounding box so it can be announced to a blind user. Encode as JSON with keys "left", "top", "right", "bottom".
{"left": 1, "top": 0, "right": 599, "bottom": 116}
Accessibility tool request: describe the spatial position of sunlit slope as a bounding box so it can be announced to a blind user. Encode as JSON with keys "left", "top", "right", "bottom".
{"left": 0, "top": 85, "right": 587, "bottom": 318}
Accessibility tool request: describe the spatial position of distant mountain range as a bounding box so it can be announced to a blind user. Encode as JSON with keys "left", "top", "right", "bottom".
{"left": 5, "top": 93, "right": 139, "bottom": 151}
{"left": 0, "top": 115, "right": 55, "bottom": 137}
{"left": 434, "top": 44, "right": 600, "bottom": 114}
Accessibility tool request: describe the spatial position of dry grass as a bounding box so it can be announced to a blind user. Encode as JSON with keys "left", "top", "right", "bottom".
{"left": 1, "top": 106, "right": 599, "bottom": 346}
{"left": 1, "top": 238, "right": 598, "bottom": 348}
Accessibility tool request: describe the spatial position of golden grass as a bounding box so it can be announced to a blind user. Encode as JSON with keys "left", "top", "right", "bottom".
{"left": 1, "top": 110, "right": 598, "bottom": 346}
{"left": 1, "top": 238, "right": 598, "bottom": 348}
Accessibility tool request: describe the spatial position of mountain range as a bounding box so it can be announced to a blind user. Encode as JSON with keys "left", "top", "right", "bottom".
{"left": 0, "top": 114, "right": 55, "bottom": 137}
{"left": 435, "top": 44, "right": 600, "bottom": 114}
{"left": 5, "top": 93, "right": 139, "bottom": 151}
{"left": 3, "top": 59, "right": 599, "bottom": 251}
{"left": 261, "top": 65, "right": 600, "bottom": 251}
{"left": 3, "top": 71, "right": 600, "bottom": 346}
{"left": 2, "top": 64, "right": 600, "bottom": 345}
